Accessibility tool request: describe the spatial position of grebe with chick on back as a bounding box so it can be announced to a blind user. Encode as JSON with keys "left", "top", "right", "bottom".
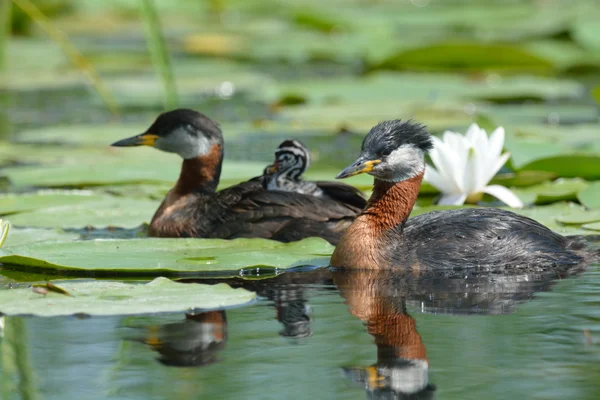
{"left": 331, "top": 119, "right": 599, "bottom": 270}
{"left": 262, "top": 139, "right": 367, "bottom": 209}
{"left": 110, "top": 109, "right": 363, "bottom": 244}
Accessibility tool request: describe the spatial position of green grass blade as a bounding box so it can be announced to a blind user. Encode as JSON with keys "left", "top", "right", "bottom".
{"left": 139, "top": 0, "right": 179, "bottom": 110}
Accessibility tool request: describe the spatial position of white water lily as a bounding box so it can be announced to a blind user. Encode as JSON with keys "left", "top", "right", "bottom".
{"left": 424, "top": 124, "right": 524, "bottom": 208}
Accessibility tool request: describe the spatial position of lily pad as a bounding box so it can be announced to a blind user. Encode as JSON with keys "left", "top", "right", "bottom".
{"left": 578, "top": 182, "right": 600, "bottom": 209}
{"left": 518, "top": 155, "right": 600, "bottom": 179}
{"left": 371, "top": 42, "right": 554, "bottom": 73}
{"left": 504, "top": 139, "right": 565, "bottom": 170}
{"left": 6, "top": 197, "right": 160, "bottom": 229}
{"left": 0, "top": 237, "right": 334, "bottom": 275}
{"left": 2, "top": 151, "right": 266, "bottom": 188}
{"left": 582, "top": 222, "right": 600, "bottom": 232}
{"left": 512, "top": 178, "right": 590, "bottom": 206}
{"left": 410, "top": 203, "right": 599, "bottom": 236}
{"left": 0, "top": 278, "right": 255, "bottom": 317}
{"left": 0, "top": 190, "right": 104, "bottom": 215}
{"left": 1, "top": 227, "right": 79, "bottom": 248}
{"left": 555, "top": 211, "right": 600, "bottom": 225}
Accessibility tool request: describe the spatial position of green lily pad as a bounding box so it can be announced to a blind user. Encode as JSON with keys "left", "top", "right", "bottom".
{"left": 555, "top": 211, "right": 600, "bottom": 225}
{"left": 481, "top": 103, "right": 598, "bottom": 127}
{"left": 508, "top": 124, "right": 600, "bottom": 153}
{"left": 0, "top": 237, "right": 334, "bottom": 275}
{"left": 268, "top": 73, "right": 583, "bottom": 106}
{"left": 3, "top": 151, "right": 266, "bottom": 188}
{"left": 578, "top": 182, "right": 600, "bottom": 209}
{"left": 0, "top": 191, "right": 105, "bottom": 215}
{"left": 582, "top": 222, "right": 600, "bottom": 232}
{"left": 491, "top": 171, "right": 557, "bottom": 187}
{"left": 504, "top": 139, "right": 565, "bottom": 170}
{"left": 6, "top": 196, "right": 160, "bottom": 229}
{"left": 0, "top": 278, "right": 255, "bottom": 317}
{"left": 371, "top": 42, "right": 554, "bottom": 73}
{"left": 13, "top": 124, "right": 139, "bottom": 146}
{"left": 519, "top": 155, "right": 600, "bottom": 179}
{"left": 411, "top": 203, "right": 599, "bottom": 236}
{"left": 1, "top": 227, "right": 79, "bottom": 248}
{"left": 572, "top": 17, "right": 600, "bottom": 51}
{"left": 513, "top": 178, "right": 590, "bottom": 206}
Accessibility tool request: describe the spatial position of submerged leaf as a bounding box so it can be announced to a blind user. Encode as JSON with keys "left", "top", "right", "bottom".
{"left": 0, "top": 278, "right": 255, "bottom": 317}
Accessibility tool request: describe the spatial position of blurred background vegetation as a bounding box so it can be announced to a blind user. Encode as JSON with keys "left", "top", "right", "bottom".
{"left": 0, "top": 0, "right": 600, "bottom": 234}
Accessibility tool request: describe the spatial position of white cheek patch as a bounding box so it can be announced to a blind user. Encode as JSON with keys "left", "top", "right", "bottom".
{"left": 383, "top": 145, "right": 425, "bottom": 182}
{"left": 159, "top": 127, "right": 214, "bottom": 159}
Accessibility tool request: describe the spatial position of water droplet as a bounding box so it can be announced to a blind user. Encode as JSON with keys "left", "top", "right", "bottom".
{"left": 216, "top": 81, "right": 235, "bottom": 98}
{"left": 463, "top": 103, "right": 477, "bottom": 115}
{"left": 547, "top": 112, "right": 560, "bottom": 125}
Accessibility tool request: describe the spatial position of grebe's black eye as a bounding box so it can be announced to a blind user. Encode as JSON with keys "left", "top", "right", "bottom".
{"left": 381, "top": 148, "right": 393, "bottom": 157}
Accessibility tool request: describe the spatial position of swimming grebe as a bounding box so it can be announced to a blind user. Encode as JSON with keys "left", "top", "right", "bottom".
{"left": 262, "top": 139, "right": 367, "bottom": 209}
{"left": 111, "top": 109, "right": 361, "bottom": 244}
{"left": 331, "top": 119, "right": 597, "bottom": 269}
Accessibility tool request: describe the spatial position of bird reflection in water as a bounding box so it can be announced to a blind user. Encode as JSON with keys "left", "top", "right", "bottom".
{"left": 142, "top": 310, "right": 227, "bottom": 367}
{"left": 137, "top": 269, "right": 330, "bottom": 366}
{"left": 332, "top": 265, "right": 585, "bottom": 399}
{"left": 135, "top": 262, "right": 583, "bottom": 398}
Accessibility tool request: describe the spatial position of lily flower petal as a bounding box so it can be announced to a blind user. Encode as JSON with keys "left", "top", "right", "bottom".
{"left": 424, "top": 166, "right": 455, "bottom": 194}
{"left": 482, "top": 185, "right": 524, "bottom": 208}
{"left": 487, "top": 127, "right": 505, "bottom": 161}
{"left": 428, "top": 137, "right": 464, "bottom": 192}
{"left": 465, "top": 123, "right": 481, "bottom": 142}
{"left": 438, "top": 193, "right": 468, "bottom": 206}
{"left": 481, "top": 152, "right": 511, "bottom": 187}
{"left": 462, "top": 146, "right": 481, "bottom": 194}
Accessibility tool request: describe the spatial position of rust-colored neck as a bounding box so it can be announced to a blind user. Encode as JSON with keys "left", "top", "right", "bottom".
{"left": 330, "top": 170, "right": 423, "bottom": 269}
{"left": 174, "top": 144, "right": 223, "bottom": 195}
{"left": 362, "top": 170, "right": 424, "bottom": 234}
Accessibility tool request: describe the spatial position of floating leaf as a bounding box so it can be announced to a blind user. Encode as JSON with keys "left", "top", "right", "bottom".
{"left": 371, "top": 42, "right": 554, "bottom": 73}
{"left": 578, "top": 182, "right": 600, "bottom": 209}
{"left": 513, "top": 178, "right": 590, "bottom": 206}
{"left": 0, "top": 190, "right": 104, "bottom": 215}
{"left": 504, "top": 139, "right": 564, "bottom": 170}
{"left": 0, "top": 237, "right": 334, "bottom": 275}
{"left": 2, "top": 227, "right": 79, "bottom": 248}
{"left": 6, "top": 196, "right": 159, "bottom": 229}
{"left": 492, "top": 171, "right": 557, "bottom": 188}
{"left": 582, "top": 222, "right": 600, "bottom": 232}
{"left": 3, "top": 152, "right": 266, "bottom": 188}
{"left": 519, "top": 155, "right": 600, "bottom": 179}
{"left": 0, "top": 278, "right": 255, "bottom": 317}
{"left": 556, "top": 211, "right": 600, "bottom": 225}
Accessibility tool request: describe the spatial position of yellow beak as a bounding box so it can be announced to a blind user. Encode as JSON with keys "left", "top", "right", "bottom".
{"left": 336, "top": 158, "right": 381, "bottom": 179}
{"left": 111, "top": 132, "right": 159, "bottom": 147}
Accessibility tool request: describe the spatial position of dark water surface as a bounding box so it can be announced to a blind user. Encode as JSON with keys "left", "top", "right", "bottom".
{"left": 1, "top": 264, "right": 599, "bottom": 400}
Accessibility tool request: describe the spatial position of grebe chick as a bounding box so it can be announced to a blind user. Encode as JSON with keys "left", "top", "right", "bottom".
{"left": 331, "top": 120, "right": 598, "bottom": 270}
{"left": 111, "top": 109, "right": 361, "bottom": 244}
{"left": 262, "top": 140, "right": 367, "bottom": 209}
